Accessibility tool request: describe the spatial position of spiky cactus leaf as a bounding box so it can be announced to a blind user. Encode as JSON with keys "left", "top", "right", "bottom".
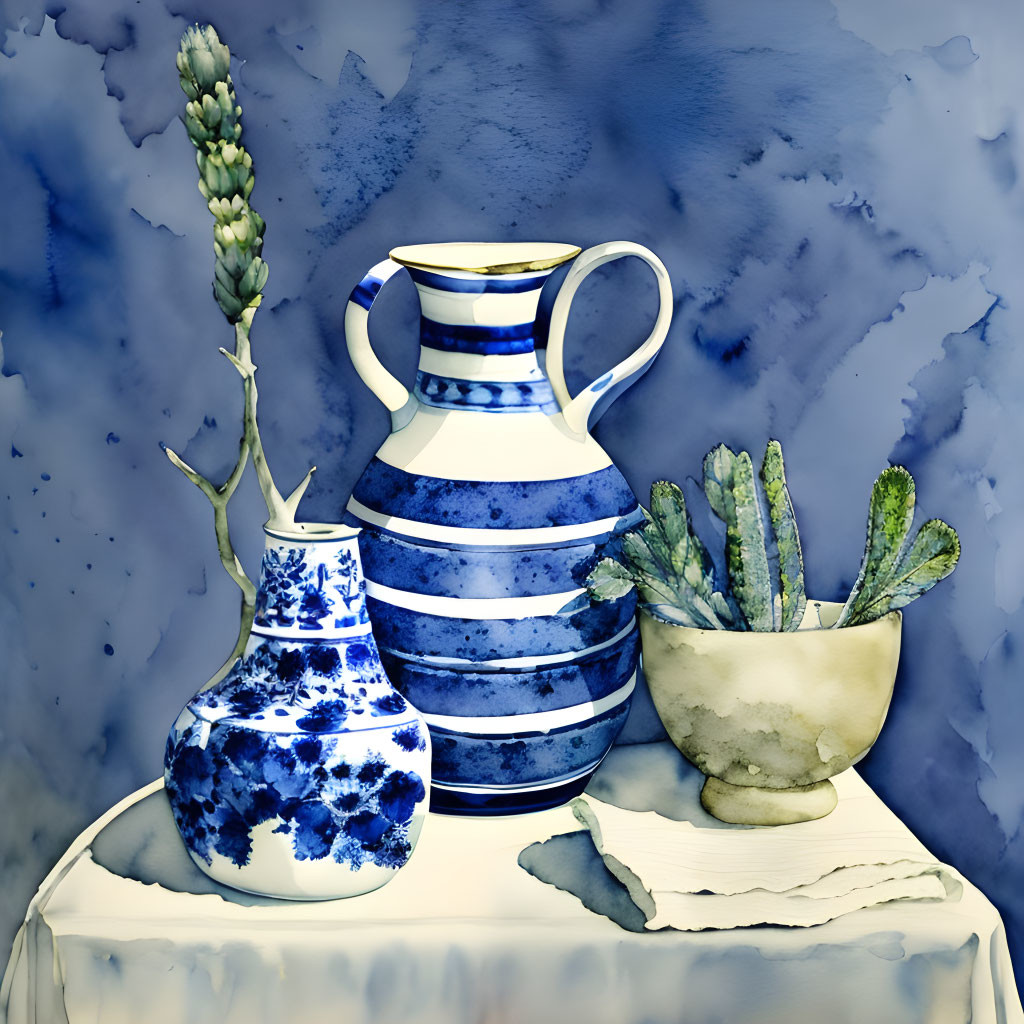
{"left": 645, "top": 601, "right": 718, "bottom": 630}
{"left": 842, "top": 519, "right": 960, "bottom": 626}
{"left": 587, "top": 558, "right": 636, "bottom": 602}
{"left": 703, "top": 444, "right": 773, "bottom": 631}
{"left": 586, "top": 485, "right": 732, "bottom": 629}
{"left": 623, "top": 537, "right": 695, "bottom": 614}
{"left": 649, "top": 481, "right": 690, "bottom": 551}
{"left": 637, "top": 564, "right": 729, "bottom": 629}
{"left": 760, "top": 439, "right": 806, "bottom": 632}
{"left": 635, "top": 492, "right": 731, "bottom": 628}
{"left": 648, "top": 481, "right": 716, "bottom": 600}
{"left": 621, "top": 529, "right": 666, "bottom": 584}
{"left": 709, "top": 590, "right": 739, "bottom": 629}
{"left": 866, "top": 465, "right": 916, "bottom": 587}
{"left": 643, "top": 603, "right": 699, "bottom": 628}
{"left": 837, "top": 466, "right": 916, "bottom": 627}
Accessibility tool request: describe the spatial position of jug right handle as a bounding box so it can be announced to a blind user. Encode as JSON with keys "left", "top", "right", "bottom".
{"left": 345, "top": 259, "right": 418, "bottom": 432}
{"left": 546, "top": 241, "right": 673, "bottom": 438}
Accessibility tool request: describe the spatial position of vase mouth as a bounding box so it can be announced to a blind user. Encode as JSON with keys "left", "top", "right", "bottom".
{"left": 389, "top": 241, "right": 581, "bottom": 275}
{"left": 640, "top": 600, "right": 902, "bottom": 633}
{"left": 263, "top": 522, "right": 359, "bottom": 543}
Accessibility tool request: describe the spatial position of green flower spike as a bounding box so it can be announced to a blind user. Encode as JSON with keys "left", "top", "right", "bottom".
{"left": 177, "top": 24, "right": 266, "bottom": 322}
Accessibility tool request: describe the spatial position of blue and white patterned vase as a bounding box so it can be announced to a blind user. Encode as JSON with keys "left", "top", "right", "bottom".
{"left": 164, "top": 523, "right": 431, "bottom": 899}
{"left": 344, "top": 241, "right": 673, "bottom": 816}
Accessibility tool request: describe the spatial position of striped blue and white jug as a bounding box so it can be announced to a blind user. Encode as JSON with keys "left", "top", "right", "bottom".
{"left": 344, "top": 241, "right": 673, "bottom": 816}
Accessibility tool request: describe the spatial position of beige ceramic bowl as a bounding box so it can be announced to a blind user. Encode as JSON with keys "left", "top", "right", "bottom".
{"left": 640, "top": 601, "right": 902, "bottom": 824}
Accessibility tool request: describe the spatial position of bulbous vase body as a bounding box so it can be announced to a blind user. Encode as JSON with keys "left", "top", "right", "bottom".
{"left": 344, "top": 242, "right": 674, "bottom": 815}
{"left": 164, "top": 524, "right": 431, "bottom": 899}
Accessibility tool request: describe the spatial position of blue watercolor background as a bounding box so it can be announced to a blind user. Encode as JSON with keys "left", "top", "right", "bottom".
{"left": 2, "top": 0, "right": 1023, "bottom": 986}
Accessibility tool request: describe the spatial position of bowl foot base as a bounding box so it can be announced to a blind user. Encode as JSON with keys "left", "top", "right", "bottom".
{"left": 701, "top": 776, "right": 838, "bottom": 825}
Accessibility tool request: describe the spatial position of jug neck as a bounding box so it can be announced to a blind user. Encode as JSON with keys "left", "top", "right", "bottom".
{"left": 252, "top": 524, "right": 372, "bottom": 640}
{"left": 409, "top": 267, "right": 559, "bottom": 415}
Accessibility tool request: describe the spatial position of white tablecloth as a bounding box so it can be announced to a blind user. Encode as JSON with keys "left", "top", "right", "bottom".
{"left": 3, "top": 742, "right": 1021, "bottom": 1024}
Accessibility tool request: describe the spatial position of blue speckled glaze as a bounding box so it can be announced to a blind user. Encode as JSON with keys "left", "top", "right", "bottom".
{"left": 164, "top": 526, "right": 430, "bottom": 896}
{"left": 380, "top": 629, "right": 639, "bottom": 716}
{"left": 366, "top": 590, "right": 636, "bottom": 661}
{"left": 347, "top": 261, "right": 644, "bottom": 815}
{"left": 430, "top": 702, "right": 632, "bottom": 787}
{"left": 357, "top": 526, "right": 625, "bottom": 598}
{"left": 352, "top": 458, "right": 637, "bottom": 530}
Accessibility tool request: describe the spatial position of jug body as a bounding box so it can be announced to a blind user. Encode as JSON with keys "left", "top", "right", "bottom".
{"left": 345, "top": 242, "right": 671, "bottom": 815}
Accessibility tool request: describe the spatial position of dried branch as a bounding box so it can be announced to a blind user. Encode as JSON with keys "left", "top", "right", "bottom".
{"left": 163, "top": 436, "right": 256, "bottom": 603}
{"left": 222, "top": 316, "right": 316, "bottom": 531}
{"left": 164, "top": 433, "right": 257, "bottom": 688}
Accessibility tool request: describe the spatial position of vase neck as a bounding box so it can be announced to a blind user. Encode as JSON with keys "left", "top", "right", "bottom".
{"left": 253, "top": 526, "right": 371, "bottom": 640}
{"left": 409, "top": 267, "right": 560, "bottom": 414}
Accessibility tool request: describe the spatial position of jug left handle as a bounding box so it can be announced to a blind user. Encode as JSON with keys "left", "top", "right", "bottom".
{"left": 345, "top": 259, "right": 418, "bottom": 432}
{"left": 546, "top": 241, "right": 673, "bottom": 438}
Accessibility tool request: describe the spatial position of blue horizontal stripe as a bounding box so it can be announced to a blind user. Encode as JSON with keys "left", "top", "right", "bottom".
{"left": 349, "top": 274, "right": 384, "bottom": 311}
{"left": 358, "top": 527, "right": 620, "bottom": 598}
{"left": 347, "top": 508, "right": 646, "bottom": 552}
{"left": 408, "top": 268, "right": 548, "bottom": 294}
{"left": 416, "top": 395, "right": 559, "bottom": 415}
{"left": 381, "top": 629, "right": 639, "bottom": 715}
{"left": 429, "top": 700, "right": 631, "bottom": 786}
{"left": 365, "top": 591, "right": 637, "bottom": 661}
{"left": 429, "top": 773, "right": 596, "bottom": 815}
{"left": 419, "top": 317, "right": 536, "bottom": 355}
{"left": 415, "top": 371, "right": 559, "bottom": 414}
{"left": 263, "top": 526, "right": 359, "bottom": 544}
{"left": 351, "top": 458, "right": 639, "bottom": 530}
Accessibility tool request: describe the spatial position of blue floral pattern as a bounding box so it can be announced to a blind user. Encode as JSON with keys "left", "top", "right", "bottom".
{"left": 190, "top": 636, "right": 411, "bottom": 729}
{"left": 165, "top": 724, "right": 426, "bottom": 871}
{"left": 254, "top": 537, "right": 370, "bottom": 632}
{"left": 164, "top": 527, "right": 430, "bottom": 894}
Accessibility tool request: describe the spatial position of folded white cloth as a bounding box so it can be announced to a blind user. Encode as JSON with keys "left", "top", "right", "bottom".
{"left": 570, "top": 772, "right": 955, "bottom": 931}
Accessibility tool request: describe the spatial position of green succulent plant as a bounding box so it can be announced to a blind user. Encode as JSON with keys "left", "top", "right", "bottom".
{"left": 589, "top": 440, "right": 960, "bottom": 631}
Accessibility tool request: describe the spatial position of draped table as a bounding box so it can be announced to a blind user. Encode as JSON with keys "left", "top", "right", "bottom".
{"left": 3, "top": 741, "right": 1021, "bottom": 1024}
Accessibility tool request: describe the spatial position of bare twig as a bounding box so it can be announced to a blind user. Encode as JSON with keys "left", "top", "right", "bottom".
{"left": 164, "top": 434, "right": 257, "bottom": 688}
{"left": 222, "top": 315, "right": 316, "bottom": 531}
{"left": 164, "top": 437, "right": 256, "bottom": 604}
